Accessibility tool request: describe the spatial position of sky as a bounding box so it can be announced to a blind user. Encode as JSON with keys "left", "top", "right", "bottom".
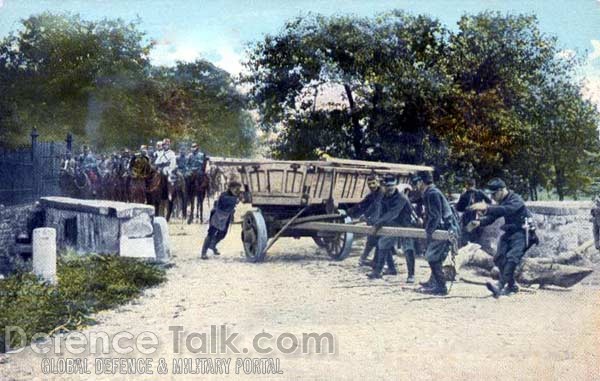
{"left": 1, "top": 0, "right": 600, "bottom": 103}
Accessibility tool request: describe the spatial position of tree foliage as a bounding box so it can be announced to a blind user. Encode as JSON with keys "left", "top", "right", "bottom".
{"left": 243, "top": 11, "right": 600, "bottom": 198}
{"left": 0, "top": 13, "right": 255, "bottom": 156}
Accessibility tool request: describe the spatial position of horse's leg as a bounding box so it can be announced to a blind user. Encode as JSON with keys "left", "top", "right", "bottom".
{"left": 199, "top": 192, "right": 204, "bottom": 224}
{"left": 180, "top": 189, "right": 187, "bottom": 221}
{"left": 166, "top": 198, "right": 173, "bottom": 222}
{"left": 188, "top": 193, "right": 195, "bottom": 225}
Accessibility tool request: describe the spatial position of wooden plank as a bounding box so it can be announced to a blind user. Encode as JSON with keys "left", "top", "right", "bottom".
{"left": 292, "top": 222, "right": 451, "bottom": 241}
{"left": 250, "top": 196, "right": 305, "bottom": 205}
{"left": 251, "top": 191, "right": 301, "bottom": 197}
{"left": 281, "top": 213, "right": 345, "bottom": 225}
{"left": 325, "top": 157, "right": 434, "bottom": 172}
{"left": 210, "top": 157, "right": 323, "bottom": 166}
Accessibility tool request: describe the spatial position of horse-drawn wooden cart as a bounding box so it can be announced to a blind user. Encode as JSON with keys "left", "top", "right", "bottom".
{"left": 210, "top": 157, "right": 452, "bottom": 262}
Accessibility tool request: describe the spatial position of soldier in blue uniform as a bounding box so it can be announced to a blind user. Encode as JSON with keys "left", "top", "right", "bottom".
{"left": 200, "top": 181, "right": 242, "bottom": 259}
{"left": 176, "top": 148, "right": 188, "bottom": 175}
{"left": 116, "top": 149, "right": 129, "bottom": 175}
{"left": 456, "top": 178, "right": 491, "bottom": 246}
{"left": 347, "top": 175, "right": 382, "bottom": 266}
{"left": 367, "top": 174, "right": 414, "bottom": 279}
{"left": 412, "top": 171, "right": 459, "bottom": 295}
{"left": 467, "top": 178, "right": 535, "bottom": 297}
{"left": 397, "top": 184, "right": 420, "bottom": 283}
{"left": 81, "top": 145, "right": 98, "bottom": 174}
{"left": 187, "top": 142, "right": 206, "bottom": 174}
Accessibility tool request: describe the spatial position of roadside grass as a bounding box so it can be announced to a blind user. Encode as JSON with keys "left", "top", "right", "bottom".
{"left": 0, "top": 253, "right": 166, "bottom": 351}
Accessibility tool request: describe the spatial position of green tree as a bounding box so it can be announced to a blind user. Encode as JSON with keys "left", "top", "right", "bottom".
{"left": 242, "top": 11, "right": 449, "bottom": 164}
{"left": 0, "top": 13, "right": 152, "bottom": 146}
{"left": 0, "top": 13, "right": 256, "bottom": 156}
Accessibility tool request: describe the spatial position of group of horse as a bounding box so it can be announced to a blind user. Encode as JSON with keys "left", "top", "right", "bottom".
{"left": 59, "top": 156, "right": 229, "bottom": 223}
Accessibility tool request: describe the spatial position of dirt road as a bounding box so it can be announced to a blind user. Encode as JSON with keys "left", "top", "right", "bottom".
{"left": 2, "top": 216, "right": 600, "bottom": 380}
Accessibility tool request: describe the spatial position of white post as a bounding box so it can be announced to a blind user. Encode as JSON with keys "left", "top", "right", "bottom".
{"left": 32, "top": 228, "right": 57, "bottom": 284}
{"left": 153, "top": 217, "right": 171, "bottom": 262}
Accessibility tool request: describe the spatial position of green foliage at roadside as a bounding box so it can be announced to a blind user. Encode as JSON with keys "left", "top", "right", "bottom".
{"left": 0, "top": 254, "right": 166, "bottom": 351}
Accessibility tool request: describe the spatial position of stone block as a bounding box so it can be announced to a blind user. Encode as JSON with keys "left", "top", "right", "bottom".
{"left": 152, "top": 217, "right": 171, "bottom": 262}
{"left": 32, "top": 228, "right": 57, "bottom": 284}
{"left": 121, "top": 213, "right": 153, "bottom": 238}
{"left": 119, "top": 236, "right": 156, "bottom": 259}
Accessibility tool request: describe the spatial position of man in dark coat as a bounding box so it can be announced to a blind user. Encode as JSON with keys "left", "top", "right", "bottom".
{"left": 200, "top": 181, "right": 242, "bottom": 259}
{"left": 348, "top": 175, "right": 382, "bottom": 266}
{"left": 367, "top": 174, "right": 413, "bottom": 279}
{"left": 455, "top": 178, "right": 491, "bottom": 246}
{"left": 468, "top": 178, "right": 533, "bottom": 297}
{"left": 412, "top": 171, "right": 459, "bottom": 295}
{"left": 397, "top": 184, "right": 420, "bottom": 283}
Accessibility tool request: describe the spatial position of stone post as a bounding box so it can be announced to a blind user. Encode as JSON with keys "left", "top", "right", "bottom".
{"left": 32, "top": 228, "right": 57, "bottom": 284}
{"left": 153, "top": 217, "right": 171, "bottom": 262}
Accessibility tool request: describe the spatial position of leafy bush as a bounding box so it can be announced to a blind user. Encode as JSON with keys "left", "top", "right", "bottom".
{"left": 0, "top": 254, "right": 166, "bottom": 351}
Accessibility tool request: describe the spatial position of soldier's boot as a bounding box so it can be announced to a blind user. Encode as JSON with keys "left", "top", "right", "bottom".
{"left": 487, "top": 260, "right": 507, "bottom": 298}
{"left": 358, "top": 249, "right": 372, "bottom": 267}
{"left": 485, "top": 281, "right": 504, "bottom": 298}
{"left": 367, "top": 249, "right": 385, "bottom": 279}
{"left": 501, "top": 262, "right": 519, "bottom": 295}
{"left": 200, "top": 238, "right": 211, "bottom": 260}
{"left": 430, "top": 261, "right": 448, "bottom": 295}
{"left": 369, "top": 249, "right": 380, "bottom": 268}
{"left": 417, "top": 261, "right": 447, "bottom": 295}
{"left": 419, "top": 274, "right": 437, "bottom": 289}
{"left": 382, "top": 250, "right": 397, "bottom": 276}
{"left": 405, "top": 249, "right": 416, "bottom": 283}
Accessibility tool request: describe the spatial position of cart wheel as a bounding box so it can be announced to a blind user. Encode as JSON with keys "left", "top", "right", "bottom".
{"left": 242, "top": 210, "right": 268, "bottom": 262}
{"left": 312, "top": 236, "right": 327, "bottom": 248}
{"left": 322, "top": 211, "right": 354, "bottom": 261}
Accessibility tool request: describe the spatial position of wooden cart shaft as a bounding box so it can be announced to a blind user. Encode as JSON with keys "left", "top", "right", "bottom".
{"left": 290, "top": 222, "right": 451, "bottom": 241}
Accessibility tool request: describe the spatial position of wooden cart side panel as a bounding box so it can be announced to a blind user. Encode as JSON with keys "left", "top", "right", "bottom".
{"left": 236, "top": 161, "right": 417, "bottom": 205}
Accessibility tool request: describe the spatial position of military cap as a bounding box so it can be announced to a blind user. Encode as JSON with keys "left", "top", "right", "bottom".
{"left": 411, "top": 170, "right": 432, "bottom": 184}
{"left": 381, "top": 174, "right": 398, "bottom": 186}
{"left": 486, "top": 178, "right": 507, "bottom": 192}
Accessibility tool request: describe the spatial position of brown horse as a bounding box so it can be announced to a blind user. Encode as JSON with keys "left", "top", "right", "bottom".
{"left": 129, "top": 176, "right": 146, "bottom": 203}
{"left": 166, "top": 171, "right": 187, "bottom": 222}
{"left": 186, "top": 158, "right": 210, "bottom": 224}
{"left": 100, "top": 171, "right": 122, "bottom": 200}
{"left": 145, "top": 168, "right": 167, "bottom": 216}
{"left": 126, "top": 155, "right": 154, "bottom": 204}
{"left": 60, "top": 167, "right": 95, "bottom": 199}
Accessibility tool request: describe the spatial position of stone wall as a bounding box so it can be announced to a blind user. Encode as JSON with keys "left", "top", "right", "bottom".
{"left": 0, "top": 203, "right": 39, "bottom": 275}
{"left": 41, "top": 197, "right": 156, "bottom": 258}
{"left": 479, "top": 201, "right": 597, "bottom": 261}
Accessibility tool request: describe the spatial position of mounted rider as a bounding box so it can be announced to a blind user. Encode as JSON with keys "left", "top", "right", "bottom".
{"left": 97, "top": 154, "right": 113, "bottom": 178}
{"left": 139, "top": 145, "right": 150, "bottom": 161}
{"left": 154, "top": 138, "right": 177, "bottom": 177}
{"left": 152, "top": 141, "right": 163, "bottom": 165}
{"left": 62, "top": 151, "right": 77, "bottom": 175}
{"left": 187, "top": 142, "right": 206, "bottom": 175}
{"left": 177, "top": 148, "right": 188, "bottom": 175}
{"left": 79, "top": 145, "right": 99, "bottom": 184}
{"left": 130, "top": 145, "right": 152, "bottom": 179}
{"left": 119, "top": 148, "right": 132, "bottom": 176}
